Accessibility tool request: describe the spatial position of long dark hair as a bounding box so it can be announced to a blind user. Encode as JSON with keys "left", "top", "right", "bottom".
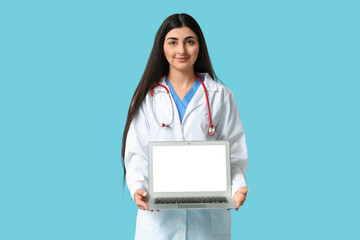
{"left": 121, "top": 13, "right": 218, "bottom": 185}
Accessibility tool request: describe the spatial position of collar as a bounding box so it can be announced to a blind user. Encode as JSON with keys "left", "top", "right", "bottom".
{"left": 152, "top": 72, "right": 219, "bottom": 93}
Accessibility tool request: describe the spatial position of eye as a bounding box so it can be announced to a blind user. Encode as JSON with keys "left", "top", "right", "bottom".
{"left": 186, "top": 40, "right": 195, "bottom": 45}
{"left": 169, "top": 41, "right": 176, "bottom": 46}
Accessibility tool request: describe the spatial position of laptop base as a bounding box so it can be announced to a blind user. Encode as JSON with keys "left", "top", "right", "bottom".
{"left": 148, "top": 196, "right": 236, "bottom": 210}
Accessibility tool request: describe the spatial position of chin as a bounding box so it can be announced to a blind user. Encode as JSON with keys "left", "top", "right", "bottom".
{"left": 171, "top": 63, "right": 195, "bottom": 71}
{"left": 174, "top": 66, "right": 193, "bottom": 72}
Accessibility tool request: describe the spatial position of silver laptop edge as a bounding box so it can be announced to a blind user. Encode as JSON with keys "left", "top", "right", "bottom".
{"left": 148, "top": 141, "right": 236, "bottom": 210}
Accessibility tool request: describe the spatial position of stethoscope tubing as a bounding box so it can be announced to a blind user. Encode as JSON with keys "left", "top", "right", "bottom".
{"left": 150, "top": 73, "right": 216, "bottom": 136}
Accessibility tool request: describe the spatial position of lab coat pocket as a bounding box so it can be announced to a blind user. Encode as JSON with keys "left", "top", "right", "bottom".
{"left": 210, "top": 209, "right": 231, "bottom": 235}
{"left": 136, "top": 210, "right": 154, "bottom": 232}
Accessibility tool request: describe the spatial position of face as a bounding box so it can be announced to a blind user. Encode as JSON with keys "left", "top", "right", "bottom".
{"left": 163, "top": 26, "right": 200, "bottom": 72}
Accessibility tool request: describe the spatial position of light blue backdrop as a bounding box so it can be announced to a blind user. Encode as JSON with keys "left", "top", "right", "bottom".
{"left": 1, "top": 0, "right": 359, "bottom": 239}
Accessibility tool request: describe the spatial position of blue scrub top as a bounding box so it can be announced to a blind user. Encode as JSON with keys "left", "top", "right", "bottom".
{"left": 165, "top": 75, "right": 205, "bottom": 124}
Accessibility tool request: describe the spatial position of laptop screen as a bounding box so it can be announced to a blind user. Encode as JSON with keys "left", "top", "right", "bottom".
{"left": 152, "top": 144, "right": 227, "bottom": 192}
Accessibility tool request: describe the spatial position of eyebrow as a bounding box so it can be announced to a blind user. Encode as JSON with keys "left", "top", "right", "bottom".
{"left": 166, "top": 36, "right": 197, "bottom": 40}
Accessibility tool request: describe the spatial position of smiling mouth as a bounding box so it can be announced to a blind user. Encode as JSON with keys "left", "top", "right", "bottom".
{"left": 176, "top": 57, "right": 189, "bottom": 62}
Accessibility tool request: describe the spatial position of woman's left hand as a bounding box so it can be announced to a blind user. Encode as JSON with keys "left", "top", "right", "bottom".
{"left": 232, "top": 187, "right": 249, "bottom": 211}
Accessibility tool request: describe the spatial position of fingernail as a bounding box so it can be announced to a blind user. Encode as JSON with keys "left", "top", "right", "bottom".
{"left": 144, "top": 192, "right": 147, "bottom": 197}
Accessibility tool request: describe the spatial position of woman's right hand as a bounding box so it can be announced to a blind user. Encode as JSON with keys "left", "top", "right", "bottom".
{"left": 134, "top": 189, "right": 149, "bottom": 211}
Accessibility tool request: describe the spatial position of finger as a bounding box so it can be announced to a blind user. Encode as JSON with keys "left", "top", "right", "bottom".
{"left": 239, "top": 188, "right": 249, "bottom": 194}
{"left": 136, "top": 194, "right": 149, "bottom": 203}
{"left": 136, "top": 199, "right": 148, "bottom": 210}
{"left": 239, "top": 198, "right": 247, "bottom": 207}
{"left": 136, "top": 189, "right": 148, "bottom": 197}
{"left": 136, "top": 198, "right": 149, "bottom": 210}
{"left": 135, "top": 191, "right": 149, "bottom": 203}
{"left": 240, "top": 198, "right": 246, "bottom": 206}
{"left": 143, "top": 199, "right": 149, "bottom": 210}
{"left": 136, "top": 188, "right": 147, "bottom": 197}
{"left": 136, "top": 202, "right": 146, "bottom": 210}
{"left": 135, "top": 197, "right": 148, "bottom": 209}
{"left": 138, "top": 205, "right": 149, "bottom": 211}
{"left": 139, "top": 202, "right": 149, "bottom": 211}
{"left": 237, "top": 195, "right": 246, "bottom": 207}
{"left": 233, "top": 196, "right": 240, "bottom": 208}
{"left": 235, "top": 199, "right": 241, "bottom": 208}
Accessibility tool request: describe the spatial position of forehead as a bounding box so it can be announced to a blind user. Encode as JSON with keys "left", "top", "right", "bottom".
{"left": 165, "top": 26, "right": 197, "bottom": 39}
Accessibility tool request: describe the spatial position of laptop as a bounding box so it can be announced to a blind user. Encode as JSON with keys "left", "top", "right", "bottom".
{"left": 148, "top": 141, "right": 237, "bottom": 210}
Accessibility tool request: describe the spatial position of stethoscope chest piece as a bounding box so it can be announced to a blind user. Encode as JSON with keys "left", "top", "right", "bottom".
{"left": 208, "top": 125, "right": 216, "bottom": 136}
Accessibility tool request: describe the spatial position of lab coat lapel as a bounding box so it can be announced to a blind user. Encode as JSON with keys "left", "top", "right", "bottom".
{"left": 183, "top": 73, "right": 218, "bottom": 123}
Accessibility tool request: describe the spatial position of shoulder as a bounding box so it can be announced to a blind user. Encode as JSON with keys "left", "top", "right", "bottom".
{"left": 199, "top": 72, "right": 234, "bottom": 102}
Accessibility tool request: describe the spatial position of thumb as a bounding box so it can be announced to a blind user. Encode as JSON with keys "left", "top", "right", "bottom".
{"left": 136, "top": 189, "right": 148, "bottom": 197}
{"left": 239, "top": 188, "right": 249, "bottom": 194}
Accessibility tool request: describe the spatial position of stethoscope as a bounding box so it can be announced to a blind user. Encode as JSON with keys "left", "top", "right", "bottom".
{"left": 150, "top": 73, "right": 216, "bottom": 136}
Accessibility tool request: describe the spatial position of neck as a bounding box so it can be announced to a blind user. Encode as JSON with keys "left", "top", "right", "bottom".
{"left": 167, "top": 68, "right": 197, "bottom": 89}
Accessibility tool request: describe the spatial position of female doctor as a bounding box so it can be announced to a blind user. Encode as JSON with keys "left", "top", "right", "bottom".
{"left": 121, "top": 13, "right": 248, "bottom": 240}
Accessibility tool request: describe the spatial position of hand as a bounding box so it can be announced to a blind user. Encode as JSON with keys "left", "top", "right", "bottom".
{"left": 134, "top": 189, "right": 149, "bottom": 211}
{"left": 232, "top": 187, "right": 248, "bottom": 211}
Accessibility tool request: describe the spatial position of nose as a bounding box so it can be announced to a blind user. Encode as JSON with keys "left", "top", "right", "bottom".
{"left": 177, "top": 43, "right": 186, "bottom": 55}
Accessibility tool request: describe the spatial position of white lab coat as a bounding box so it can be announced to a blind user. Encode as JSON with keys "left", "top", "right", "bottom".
{"left": 125, "top": 72, "right": 248, "bottom": 240}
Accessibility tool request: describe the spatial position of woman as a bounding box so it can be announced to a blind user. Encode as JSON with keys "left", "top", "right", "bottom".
{"left": 122, "top": 13, "right": 248, "bottom": 240}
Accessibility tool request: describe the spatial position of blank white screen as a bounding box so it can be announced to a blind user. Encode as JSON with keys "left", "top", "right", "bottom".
{"left": 152, "top": 145, "right": 227, "bottom": 192}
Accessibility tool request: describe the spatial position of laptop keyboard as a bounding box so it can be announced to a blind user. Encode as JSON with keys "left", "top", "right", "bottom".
{"left": 155, "top": 197, "right": 228, "bottom": 204}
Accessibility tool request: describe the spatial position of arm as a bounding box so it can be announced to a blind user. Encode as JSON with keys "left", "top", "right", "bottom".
{"left": 217, "top": 89, "right": 248, "bottom": 201}
{"left": 124, "top": 103, "right": 150, "bottom": 203}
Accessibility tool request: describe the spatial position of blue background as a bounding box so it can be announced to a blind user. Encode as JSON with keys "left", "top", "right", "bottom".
{"left": 1, "top": 0, "right": 359, "bottom": 239}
